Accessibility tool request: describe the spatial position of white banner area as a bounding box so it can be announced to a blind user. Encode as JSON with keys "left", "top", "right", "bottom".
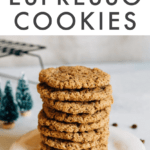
{"left": 0, "top": 0, "right": 149, "bottom": 35}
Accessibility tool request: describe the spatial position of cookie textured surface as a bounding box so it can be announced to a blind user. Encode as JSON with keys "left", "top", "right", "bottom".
{"left": 38, "top": 110, "right": 109, "bottom": 132}
{"left": 40, "top": 142, "right": 108, "bottom": 150}
{"left": 38, "top": 66, "right": 113, "bottom": 150}
{"left": 37, "top": 83, "right": 112, "bottom": 101}
{"left": 42, "top": 96, "right": 113, "bottom": 114}
{"left": 39, "top": 66, "right": 110, "bottom": 89}
{"left": 41, "top": 134, "right": 108, "bottom": 150}
{"left": 43, "top": 104, "right": 111, "bottom": 123}
{"left": 38, "top": 124, "right": 109, "bottom": 143}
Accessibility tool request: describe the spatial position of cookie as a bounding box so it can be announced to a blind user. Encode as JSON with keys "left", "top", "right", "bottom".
{"left": 40, "top": 142, "right": 108, "bottom": 150}
{"left": 42, "top": 96, "right": 113, "bottom": 115}
{"left": 38, "top": 110, "right": 109, "bottom": 132}
{"left": 38, "top": 124, "right": 109, "bottom": 143}
{"left": 41, "top": 134, "right": 108, "bottom": 150}
{"left": 43, "top": 104, "right": 111, "bottom": 123}
{"left": 37, "top": 83, "right": 112, "bottom": 102}
{"left": 39, "top": 66, "right": 110, "bottom": 89}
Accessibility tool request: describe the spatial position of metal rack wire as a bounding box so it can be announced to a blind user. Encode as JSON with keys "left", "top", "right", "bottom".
{"left": 0, "top": 39, "right": 46, "bottom": 84}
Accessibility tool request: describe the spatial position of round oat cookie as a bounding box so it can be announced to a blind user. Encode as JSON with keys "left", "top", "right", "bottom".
{"left": 37, "top": 83, "right": 112, "bottom": 102}
{"left": 41, "top": 134, "right": 108, "bottom": 150}
{"left": 40, "top": 142, "right": 108, "bottom": 150}
{"left": 42, "top": 95, "right": 113, "bottom": 115}
{"left": 38, "top": 124, "right": 109, "bottom": 143}
{"left": 43, "top": 104, "right": 111, "bottom": 123}
{"left": 38, "top": 110, "right": 109, "bottom": 133}
{"left": 39, "top": 66, "right": 110, "bottom": 89}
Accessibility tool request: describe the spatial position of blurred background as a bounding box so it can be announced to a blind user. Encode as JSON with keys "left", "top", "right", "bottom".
{"left": 0, "top": 36, "right": 149, "bottom": 150}
{"left": 0, "top": 36, "right": 150, "bottom": 67}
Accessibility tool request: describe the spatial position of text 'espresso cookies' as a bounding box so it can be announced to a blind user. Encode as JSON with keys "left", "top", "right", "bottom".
{"left": 37, "top": 66, "right": 114, "bottom": 150}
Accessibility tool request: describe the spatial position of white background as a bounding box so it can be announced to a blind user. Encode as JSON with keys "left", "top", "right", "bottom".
{"left": 0, "top": 0, "right": 149, "bottom": 35}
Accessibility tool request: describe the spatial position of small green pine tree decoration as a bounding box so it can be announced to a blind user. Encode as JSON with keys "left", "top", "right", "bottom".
{"left": 16, "top": 73, "right": 33, "bottom": 115}
{"left": 0, "top": 80, "right": 2, "bottom": 103}
{"left": 0, "top": 81, "right": 19, "bottom": 123}
{"left": 0, "top": 80, "right": 3, "bottom": 121}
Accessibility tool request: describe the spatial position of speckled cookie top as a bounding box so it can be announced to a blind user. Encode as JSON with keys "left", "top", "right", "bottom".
{"left": 39, "top": 66, "right": 110, "bottom": 89}
{"left": 40, "top": 142, "right": 108, "bottom": 150}
{"left": 43, "top": 104, "right": 111, "bottom": 123}
{"left": 38, "top": 124, "right": 109, "bottom": 143}
{"left": 38, "top": 110, "right": 109, "bottom": 133}
{"left": 37, "top": 83, "right": 112, "bottom": 101}
{"left": 41, "top": 134, "right": 108, "bottom": 150}
{"left": 42, "top": 96, "right": 113, "bottom": 114}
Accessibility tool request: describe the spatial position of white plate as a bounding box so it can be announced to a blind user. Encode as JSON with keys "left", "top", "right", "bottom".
{"left": 9, "top": 127, "right": 146, "bottom": 150}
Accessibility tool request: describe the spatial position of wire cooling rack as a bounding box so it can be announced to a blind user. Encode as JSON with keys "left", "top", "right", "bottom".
{"left": 0, "top": 39, "right": 46, "bottom": 84}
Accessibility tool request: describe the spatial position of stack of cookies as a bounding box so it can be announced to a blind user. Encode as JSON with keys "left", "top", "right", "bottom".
{"left": 37, "top": 66, "right": 113, "bottom": 150}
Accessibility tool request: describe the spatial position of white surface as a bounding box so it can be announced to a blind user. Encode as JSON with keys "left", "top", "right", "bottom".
{"left": 0, "top": 62, "right": 149, "bottom": 150}
{"left": 109, "top": 127, "right": 145, "bottom": 150}
{"left": 9, "top": 127, "right": 145, "bottom": 150}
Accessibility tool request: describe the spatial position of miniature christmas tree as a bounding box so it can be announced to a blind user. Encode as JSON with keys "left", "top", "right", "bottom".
{"left": 0, "top": 80, "right": 3, "bottom": 122}
{"left": 0, "top": 79, "right": 2, "bottom": 102}
{"left": 16, "top": 73, "right": 33, "bottom": 116}
{"left": 0, "top": 80, "right": 19, "bottom": 129}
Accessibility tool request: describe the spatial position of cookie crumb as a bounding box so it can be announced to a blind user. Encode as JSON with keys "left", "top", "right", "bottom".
{"left": 131, "top": 124, "right": 137, "bottom": 129}
{"left": 112, "top": 123, "right": 118, "bottom": 127}
{"left": 140, "top": 139, "right": 145, "bottom": 144}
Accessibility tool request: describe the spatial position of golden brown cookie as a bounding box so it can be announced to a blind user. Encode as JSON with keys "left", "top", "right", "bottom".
{"left": 39, "top": 66, "right": 110, "bottom": 89}
{"left": 42, "top": 95, "right": 113, "bottom": 114}
{"left": 40, "top": 142, "right": 108, "bottom": 150}
{"left": 37, "top": 83, "right": 112, "bottom": 102}
{"left": 43, "top": 104, "right": 111, "bottom": 123}
{"left": 38, "top": 110, "right": 109, "bottom": 132}
{"left": 41, "top": 134, "right": 108, "bottom": 150}
{"left": 38, "top": 124, "right": 109, "bottom": 143}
